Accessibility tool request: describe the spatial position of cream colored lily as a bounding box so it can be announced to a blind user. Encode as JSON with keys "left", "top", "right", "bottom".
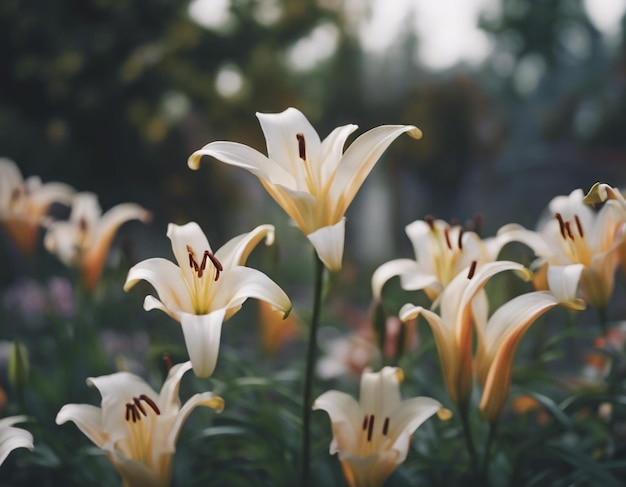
{"left": 474, "top": 265, "right": 586, "bottom": 422}
{"left": 313, "top": 367, "right": 442, "bottom": 487}
{"left": 188, "top": 107, "right": 422, "bottom": 272}
{"left": 497, "top": 188, "right": 625, "bottom": 311}
{"left": 0, "top": 158, "right": 74, "bottom": 256}
{"left": 372, "top": 217, "right": 510, "bottom": 302}
{"left": 56, "top": 361, "right": 223, "bottom": 487}
{"left": 124, "top": 222, "right": 292, "bottom": 377}
{"left": 44, "top": 192, "right": 151, "bottom": 291}
{"left": 399, "top": 261, "right": 531, "bottom": 410}
{"left": 0, "top": 416, "right": 33, "bottom": 465}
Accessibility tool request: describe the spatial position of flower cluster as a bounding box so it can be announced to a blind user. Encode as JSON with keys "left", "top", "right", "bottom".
{"left": 2, "top": 108, "right": 626, "bottom": 487}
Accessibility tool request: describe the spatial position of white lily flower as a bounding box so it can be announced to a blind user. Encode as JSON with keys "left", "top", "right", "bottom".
{"left": 44, "top": 192, "right": 151, "bottom": 291}
{"left": 474, "top": 265, "right": 586, "bottom": 422}
{"left": 0, "top": 416, "right": 33, "bottom": 466}
{"left": 56, "top": 361, "right": 224, "bottom": 487}
{"left": 313, "top": 367, "right": 442, "bottom": 487}
{"left": 399, "top": 261, "right": 531, "bottom": 410}
{"left": 0, "top": 158, "right": 74, "bottom": 255}
{"left": 124, "top": 222, "right": 292, "bottom": 377}
{"left": 372, "top": 216, "right": 509, "bottom": 302}
{"left": 497, "top": 188, "right": 625, "bottom": 310}
{"left": 188, "top": 107, "right": 422, "bottom": 271}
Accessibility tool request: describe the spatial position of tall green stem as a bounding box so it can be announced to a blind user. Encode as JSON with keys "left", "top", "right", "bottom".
{"left": 458, "top": 402, "right": 479, "bottom": 478}
{"left": 482, "top": 420, "right": 499, "bottom": 486}
{"left": 301, "top": 253, "right": 325, "bottom": 487}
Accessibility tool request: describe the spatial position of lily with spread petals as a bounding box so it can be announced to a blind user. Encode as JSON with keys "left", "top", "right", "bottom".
{"left": 0, "top": 158, "right": 74, "bottom": 256}
{"left": 0, "top": 416, "right": 33, "bottom": 466}
{"left": 44, "top": 192, "right": 151, "bottom": 291}
{"left": 188, "top": 107, "right": 422, "bottom": 271}
{"left": 56, "top": 361, "right": 224, "bottom": 487}
{"left": 372, "top": 216, "right": 510, "bottom": 302}
{"left": 497, "top": 188, "right": 625, "bottom": 311}
{"left": 124, "top": 222, "right": 292, "bottom": 377}
{"left": 474, "top": 265, "right": 586, "bottom": 423}
{"left": 313, "top": 367, "right": 442, "bottom": 487}
{"left": 399, "top": 261, "right": 531, "bottom": 411}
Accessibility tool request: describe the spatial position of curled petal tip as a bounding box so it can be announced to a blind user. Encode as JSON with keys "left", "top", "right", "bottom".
{"left": 437, "top": 408, "right": 453, "bottom": 420}
{"left": 583, "top": 182, "right": 605, "bottom": 204}
{"left": 407, "top": 126, "right": 423, "bottom": 139}
{"left": 187, "top": 153, "right": 202, "bottom": 170}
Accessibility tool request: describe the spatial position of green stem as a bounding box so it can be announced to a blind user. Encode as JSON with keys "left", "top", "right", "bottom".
{"left": 482, "top": 420, "right": 498, "bottom": 486}
{"left": 458, "top": 402, "right": 479, "bottom": 479}
{"left": 598, "top": 307, "right": 608, "bottom": 337}
{"left": 301, "top": 253, "right": 325, "bottom": 487}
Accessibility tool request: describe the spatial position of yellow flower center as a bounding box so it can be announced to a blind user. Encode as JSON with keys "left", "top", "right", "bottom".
{"left": 186, "top": 245, "right": 223, "bottom": 314}
{"left": 425, "top": 216, "right": 466, "bottom": 286}
{"left": 555, "top": 213, "right": 592, "bottom": 266}
{"left": 358, "top": 413, "right": 392, "bottom": 458}
{"left": 123, "top": 395, "right": 161, "bottom": 465}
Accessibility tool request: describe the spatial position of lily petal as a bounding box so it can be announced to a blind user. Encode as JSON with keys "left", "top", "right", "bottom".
{"left": 307, "top": 218, "right": 346, "bottom": 272}
{"left": 180, "top": 310, "right": 227, "bottom": 378}
{"left": 124, "top": 258, "right": 193, "bottom": 315}
{"left": 313, "top": 390, "right": 366, "bottom": 456}
{"left": 319, "top": 124, "right": 359, "bottom": 184}
{"left": 167, "top": 392, "right": 224, "bottom": 452}
{"left": 0, "top": 419, "right": 34, "bottom": 466}
{"left": 56, "top": 404, "right": 108, "bottom": 448}
{"left": 329, "top": 125, "right": 422, "bottom": 219}
{"left": 214, "top": 224, "right": 275, "bottom": 269}
{"left": 371, "top": 259, "right": 432, "bottom": 300}
{"left": 87, "top": 372, "right": 156, "bottom": 446}
{"left": 257, "top": 108, "right": 322, "bottom": 186}
{"left": 188, "top": 141, "right": 295, "bottom": 188}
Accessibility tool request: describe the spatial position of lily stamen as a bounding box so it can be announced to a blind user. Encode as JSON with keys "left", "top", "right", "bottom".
{"left": 555, "top": 213, "right": 566, "bottom": 239}
{"left": 208, "top": 252, "right": 223, "bottom": 281}
{"left": 444, "top": 228, "right": 452, "bottom": 250}
{"left": 425, "top": 215, "right": 436, "bottom": 231}
{"left": 382, "top": 417, "right": 390, "bottom": 435}
{"left": 457, "top": 228, "right": 464, "bottom": 250}
{"left": 367, "top": 415, "right": 375, "bottom": 442}
{"left": 362, "top": 415, "right": 368, "bottom": 430}
{"left": 467, "top": 260, "right": 477, "bottom": 279}
{"left": 574, "top": 214, "right": 584, "bottom": 237}
{"left": 296, "top": 132, "right": 306, "bottom": 161}
{"left": 187, "top": 246, "right": 222, "bottom": 281}
{"left": 124, "top": 395, "right": 161, "bottom": 422}
{"left": 564, "top": 221, "right": 574, "bottom": 240}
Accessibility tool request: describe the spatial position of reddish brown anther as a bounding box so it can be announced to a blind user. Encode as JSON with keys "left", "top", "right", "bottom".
{"left": 564, "top": 221, "right": 574, "bottom": 240}
{"left": 444, "top": 228, "right": 452, "bottom": 250}
{"left": 187, "top": 246, "right": 222, "bottom": 280}
{"left": 424, "top": 215, "right": 436, "bottom": 231}
{"left": 382, "top": 417, "right": 390, "bottom": 436}
{"left": 163, "top": 354, "right": 173, "bottom": 372}
{"left": 555, "top": 213, "right": 566, "bottom": 239}
{"left": 574, "top": 214, "right": 584, "bottom": 238}
{"left": 124, "top": 395, "right": 161, "bottom": 422}
{"left": 367, "top": 415, "right": 375, "bottom": 442}
{"left": 362, "top": 415, "right": 368, "bottom": 430}
{"left": 467, "top": 261, "right": 477, "bottom": 279}
{"left": 457, "top": 228, "right": 464, "bottom": 250}
{"left": 296, "top": 132, "right": 306, "bottom": 160}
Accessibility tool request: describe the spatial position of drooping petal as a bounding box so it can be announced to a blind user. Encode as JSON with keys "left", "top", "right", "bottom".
{"left": 27, "top": 181, "right": 75, "bottom": 208}
{"left": 328, "top": 125, "right": 422, "bottom": 219}
{"left": 214, "top": 224, "right": 275, "bottom": 269}
{"left": 313, "top": 390, "right": 363, "bottom": 455}
{"left": 256, "top": 108, "right": 322, "bottom": 187}
{"left": 0, "top": 417, "right": 34, "bottom": 466}
{"left": 87, "top": 372, "right": 156, "bottom": 446}
{"left": 166, "top": 392, "right": 224, "bottom": 453}
{"left": 55, "top": 404, "right": 108, "bottom": 448}
{"left": 157, "top": 361, "right": 192, "bottom": 417}
{"left": 180, "top": 310, "right": 227, "bottom": 377}
{"left": 307, "top": 218, "right": 345, "bottom": 272}
{"left": 260, "top": 180, "right": 317, "bottom": 233}
{"left": 584, "top": 182, "right": 626, "bottom": 218}
{"left": 387, "top": 396, "right": 442, "bottom": 461}
{"left": 124, "top": 258, "right": 193, "bottom": 315}
{"left": 371, "top": 259, "right": 432, "bottom": 300}
{"left": 477, "top": 291, "right": 578, "bottom": 421}
{"left": 44, "top": 221, "right": 83, "bottom": 265}
{"left": 495, "top": 223, "right": 554, "bottom": 259}
{"left": 187, "top": 141, "right": 295, "bottom": 188}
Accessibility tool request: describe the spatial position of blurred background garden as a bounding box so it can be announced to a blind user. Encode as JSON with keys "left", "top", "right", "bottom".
{"left": 2, "top": 0, "right": 626, "bottom": 485}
